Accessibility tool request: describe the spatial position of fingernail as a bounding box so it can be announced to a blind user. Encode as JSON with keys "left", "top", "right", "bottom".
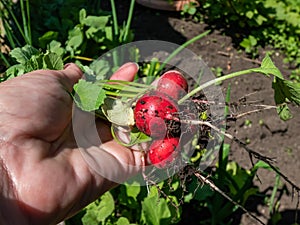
{"left": 119, "top": 62, "right": 139, "bottom": 70}
{"left": 64, "top": 63, "right": 72, "bottom": 69}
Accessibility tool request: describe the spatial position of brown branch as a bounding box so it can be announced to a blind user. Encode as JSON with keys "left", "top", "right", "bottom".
{"left": 194, "top": 171, "right": 266, "bottom": 225}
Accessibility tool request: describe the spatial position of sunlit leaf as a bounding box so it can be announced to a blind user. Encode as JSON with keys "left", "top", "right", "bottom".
{"left": 73, "top": 79, "right": 106, "bottom": 111}
{"left": 43, "top": 52, "right": 64, "bottom": 70}
{"left": 251, "top": 54, "right": 283, "bottom": 79}
{"left": 9, "top": 45, "right": 39, "bottom": 64}
{"left": 142, "top": 187, "right": 172, "bottom": 225}
{"left": 82, "top": 192, "right": 115, "bottom": 224}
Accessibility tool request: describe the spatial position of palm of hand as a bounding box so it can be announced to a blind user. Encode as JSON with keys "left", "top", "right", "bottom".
{"left": 0, "top": 63, "right": 141, "bottom": 225}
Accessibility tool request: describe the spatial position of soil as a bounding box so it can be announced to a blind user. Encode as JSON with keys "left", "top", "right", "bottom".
{"left": 108, "top": 2, "right": 300, "bottom": 224}
{"left": 0, "top": 1, "right": 298, "bottom": 225}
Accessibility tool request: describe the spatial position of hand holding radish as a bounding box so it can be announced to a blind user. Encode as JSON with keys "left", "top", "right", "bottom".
{"left": 0, "top": 62, "right": 141, "bottom": 225}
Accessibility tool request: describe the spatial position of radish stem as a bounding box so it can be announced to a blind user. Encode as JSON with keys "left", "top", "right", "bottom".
{"left": 178, "top": 68, "right": 255, "bottom": 104}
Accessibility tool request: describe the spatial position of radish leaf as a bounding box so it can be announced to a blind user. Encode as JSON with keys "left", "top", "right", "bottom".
{"left": 251, "top": 54, "right": 283, "bottom": 79}
{"left": 73, "top": 79, "right": 106, "bottom": 111}
{"left": 102, "top": 98, "right": 134, "bottom": 126}
{"left": 9, "top": 45, "right": 39, "bottom": 64}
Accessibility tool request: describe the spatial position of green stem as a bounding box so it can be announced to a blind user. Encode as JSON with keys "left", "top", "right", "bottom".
{"left": 63, "top": 55, "right": 93, "bottom": 62}
{"left": 20, "top": 0, "right": 31, "bottom": 45}
{"left": 3, "top": 20, "right": 18, "bottom": 48}
{"left": 178, "top": 68, "right": 255, "bottom": 104}
{"left": 123, "top": 0, "right": 135, "bottom": 42}
{"left": 110, "top": 0, "right": 119, "bottom": 37}
{"left": 3, "top": 0, "right": 29, "bottom": 45}
{"left": 269, "top": 173, "right": 280, "bottom": 213}
{"left": 156, "top": 30, "right": 210, "bottom": 75}
{"left": 97, "top": 80, "right": 151, "bottom": 88}
{"left": 102, "top": 84, "right": 149, "bottom": 93}
{"left": 104, "top": 90, "right": 138, "bottom": 98}
{"left": 26, "top": 0, "right": 31, "bottom": 44}
{"left": 110, "top": 0, "right": 120, "bottom": 70}
{"left": 0, "top": 52, "right": 10, "bottom": 67}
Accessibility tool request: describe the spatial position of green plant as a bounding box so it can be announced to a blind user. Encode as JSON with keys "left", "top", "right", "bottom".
{"left": 2, "top": 2, "right": 300, "bottom": 225}
{"left": 0, "top": 0, "right": 135, "bottom": 70}
{"left": 187, "top": 0, "right": 300, "bottom": 69}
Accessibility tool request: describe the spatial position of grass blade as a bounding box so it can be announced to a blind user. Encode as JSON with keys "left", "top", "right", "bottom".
{"left": 2, "top": 0, "right": 29, "bottom": 45}
{"left": 123, "top": 0, "right": 135, "bottom": 43}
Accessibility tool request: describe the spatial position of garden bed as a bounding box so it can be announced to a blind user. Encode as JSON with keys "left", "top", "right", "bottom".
{"left": 113, "top": 1, "right": 300, "bottom": 224}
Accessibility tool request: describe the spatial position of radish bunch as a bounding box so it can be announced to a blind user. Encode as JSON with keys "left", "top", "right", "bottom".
{"left": 133, "top": 70, "right": 189, "bottom": 168}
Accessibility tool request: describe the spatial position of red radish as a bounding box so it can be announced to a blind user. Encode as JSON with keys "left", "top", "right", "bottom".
{"left": 157, "top": 70, "right": 188, "bottom": 100}
{"left": 134, "top": 91, "right": 179, "bottom": 137}
{"left": 148, "top": 137, "right": 180, "bottom": 168}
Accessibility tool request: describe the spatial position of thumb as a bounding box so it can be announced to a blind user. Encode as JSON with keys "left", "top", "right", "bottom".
{"left": 62, "top": 63, "right": 83, "bottom": 89}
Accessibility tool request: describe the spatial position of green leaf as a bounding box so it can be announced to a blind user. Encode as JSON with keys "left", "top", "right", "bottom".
{"left": 24, "top": 54, "right": 44, "bottom": 72}
{"left": 116, "top": 217, "right": 130, "bottom": 225}
{"left": 90, "top": 59, "right": 111, "bottom": 80}
{"left": 251, "top": 54, "right": 283, "bottom": 79}
{"left": 48, "top": 40, "right": 65, "bottom": 56}
{"left": 276, "top": 104, "right": 292, "bottom": 121}
{"left": 82, "top": 15, "right": 110, "bottom": 29}
{"left": 85, "top": 27, "right": 106, "bottom": 42}
{"left": 38, "top": 31, "right": 59, "bottom": 48}
{"left": 43, "top": 52, "right": 64, "bottom": 70}
{"left": 279, "top": 79, "right": 300, "bottom": 105}
{"left": 79, "top": 8, "right": 87, "bottom": 25}
{"left": 102, "top": 98, "right": 134, "bottom": 126}
{"left": 272, "top": 77, "right": 300, "bottom": 120}
{"left": 118, "top": 183, "right": 140, "bottom": 209}
{"left": 252, "top": 160, "right": 272, "bottom": 171}
{"left": 66, "top": 25, "right": 83, "bottom": 53}
{"left": 73, "top": 79, "right": 106, "bottom": 111}
{"left": 5, "top": 64, "right": 25, "bottom": 78}
{"left": 82, "top": 192, "right": 115, "bottom": 224}
{"left": 128, "top": 127, "right": 152, "bottom": 146}
{"left": 141, "top": 188, "right": 172, "bottom": 225}
{"left": 124, "top": 181, "right": 141, "bottom": 199}
{"left": 9, "top": 45, "right": 39, "bottom": 64}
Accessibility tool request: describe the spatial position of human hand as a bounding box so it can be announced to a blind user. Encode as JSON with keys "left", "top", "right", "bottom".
{"left": 0, "top": 62, "right": 141, "bottom": 225}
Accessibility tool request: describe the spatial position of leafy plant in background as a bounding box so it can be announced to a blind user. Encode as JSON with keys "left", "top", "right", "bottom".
{"left": 0, "top": 0, "right": 135, "bottom": 72}
{"left": 1, "top": 1, "right": 300, "bottom": 225}
{"left": 190, "top": 0, "right": 300, "bottom": 74}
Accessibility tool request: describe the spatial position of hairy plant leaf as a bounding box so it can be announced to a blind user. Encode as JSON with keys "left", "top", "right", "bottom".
{"left": 116, "top": 217, "right": 130, "bottom": 225}
{"left": 24, "top": 54, "right": 44, "bottom": 72}
{"left": 9, "top": 45, "right": 39, "bottom": 64}
{"left": 102, "top": 98, "right": 134, "bottom": 126}
{"left": 66, "top": 25, "right": 83, "bottom": 53}
{"left": 38, "top": 31, "right": 59, "bottom": 48}
{"left": 272, "top": 77, "right": 300, "bottom": 120}
{"left": 48, "top": 40, "right": 65, "bottom": 56}
{"left": 141, "top": 187, "right": 172, "bottom": 225}
{"left": 73, "top": 79, "right": 106, "bottom": 111}
{"left": 251, "top": 54, "right": 283, "bottom": 79}
{"left": 43, "top": 52, "right": 64, "bottom": 70}
{"left": 278, "top": 79, "right": 300, "bottom": 105}
{"left": 82, "top": 15, "right": 110, "bottom": 29}
{"left": 90, "top": 59, "right": 110, "bottom": 80}
{"left": 5, "top": 64, "right": 25, "bottom": 78}
{"left": 82, "top": 192, "right": 115, "bottom": 224}
{"left": 276, "top": 104, "right": 292, "bottom": 121}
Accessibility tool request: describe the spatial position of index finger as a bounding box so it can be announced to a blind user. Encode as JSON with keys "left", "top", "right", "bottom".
{"left": 110, "top": 62, "right": 139, "bottom": 81}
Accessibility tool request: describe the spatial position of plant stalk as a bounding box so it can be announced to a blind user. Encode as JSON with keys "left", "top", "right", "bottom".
{"left": 20, "top": 0, "right": 31, "bottom": 45}
{"left": 178, "top": 68, "right": 255, "bottom": 104}
{"left": 156, "top": 30, "right": 210, "bottom": 75}
{"left": 110, "top": 0, "right": 119, "bottom": 37}
{"left": 123, "top": 0, "right": 135, "bottom": 43}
